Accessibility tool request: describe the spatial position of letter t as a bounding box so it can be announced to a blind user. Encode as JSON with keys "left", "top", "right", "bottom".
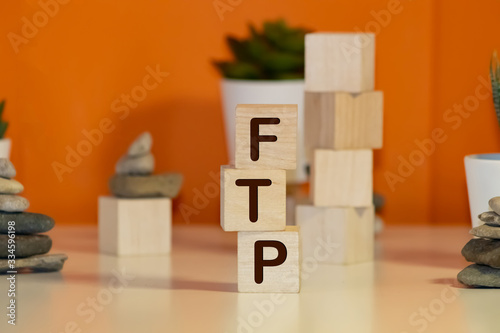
{"left": 235, "top": 179, "right": 272, "bottom": 222}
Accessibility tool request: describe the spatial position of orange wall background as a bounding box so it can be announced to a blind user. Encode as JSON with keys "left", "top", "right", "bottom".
{"left": 0, "top": 0, "right": 499, "bottom": 225}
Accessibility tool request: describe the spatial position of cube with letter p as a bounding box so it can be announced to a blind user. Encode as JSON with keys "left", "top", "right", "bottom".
{"left": 238, "top": 226, "right": 300, "bottom": 293}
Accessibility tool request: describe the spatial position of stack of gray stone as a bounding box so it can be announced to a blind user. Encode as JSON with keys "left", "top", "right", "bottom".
{"left": 109, "top": 132, "right": 183, "bottom": 198}
{"left": 0, "top": 159, "right": 67, "bottom": 273}
{"left": 458, "top": 196, "right": 500, "bottom": 287}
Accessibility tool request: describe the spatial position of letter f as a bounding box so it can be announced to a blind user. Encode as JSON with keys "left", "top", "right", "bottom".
{"left": 250, "top": 118, "right": 280, "bottom": 161}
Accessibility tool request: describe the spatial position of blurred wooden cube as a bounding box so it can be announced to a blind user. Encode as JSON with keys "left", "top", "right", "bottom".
{"left": 304, "top": 91, "right": 383, "bottom": 160}
{"left": 221, "top": 166, "right": 286, "bottom": 232}
{"left": 305, "top": 33, "right": 375, "bottom": 92}
{"left": 238, "top": 226, "right": 300, "bottom": 293}
{"left": 235, "top": 104, "right": 297, "bottom": 170}
{"left": 296, "top": 205, "right": 374, "bottom": 264}
{"left": 311, "top": 149, "right": 372, "bottom": 207}
{"left": 98, "top": 196, "right": 171, "bottom": 256}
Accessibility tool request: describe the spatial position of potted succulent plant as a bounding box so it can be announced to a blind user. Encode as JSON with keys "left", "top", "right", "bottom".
{"left": 0, "top": 100, "right": 11, "bottom": 158}
{"left": 465, "top": 51, "right": 500, "bottom": 226}
{"left": 214, "top": 19, "right": 310, "bottom": 183}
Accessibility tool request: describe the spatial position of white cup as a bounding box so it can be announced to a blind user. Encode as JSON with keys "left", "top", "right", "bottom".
{"left": 465, "top": 153, "right": 500, "bottom": 227}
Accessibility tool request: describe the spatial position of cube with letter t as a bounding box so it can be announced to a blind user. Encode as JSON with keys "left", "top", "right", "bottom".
{"left": 220, "top": 166, "right": 286, "bottom": 232}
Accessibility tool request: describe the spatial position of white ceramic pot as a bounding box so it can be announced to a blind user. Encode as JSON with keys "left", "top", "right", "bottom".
{"left": 0, "top": 138, "right": 12, "bottom": 159}
{"left": 465, "top": 153, "right": 500, "bottom": 227}
{"left": 220, "top": 79, "right": 306, "bottom": 183}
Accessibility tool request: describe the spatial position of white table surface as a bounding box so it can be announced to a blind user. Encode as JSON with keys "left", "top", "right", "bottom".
{"left": 0, "top": 224, "right": 497, "bottom": 333}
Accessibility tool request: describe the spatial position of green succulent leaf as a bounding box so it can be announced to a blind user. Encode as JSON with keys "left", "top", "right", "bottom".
{"left": 273, "top": 30, "right": 308, "bottom": 53}
{"left": 490, "top": 51, "right": 500, "bottom": 127}
{"left": 263, "top": 20, "right": 288, "bottom": 42}
{"left": 245, "top": 37, "right": 270, "bottom": 63}
{"left": 261, "top": 52, "right": 304, "bottom": 72}
{"left": 0, "top": 100, "right": 5, "bottom": 119}
{"left": 213, "top": 61, "right": 262, "bottom": 79}
{"left": 213, "top": 19, "right": 311, "bottom": 80}
{"left": 248, "top": 23, "right": 260, "bottom": 39}
{"left": 0, "top": 100, "right": 8, "bottom": 139}
{"left": 0, "top": 122, "right": 8, "bottom": 139}
{"left": 271, "top": 72, "right": 305, "bottom": 80}
{"left": 226, "top": 37, "right": 253, "bottom": 63}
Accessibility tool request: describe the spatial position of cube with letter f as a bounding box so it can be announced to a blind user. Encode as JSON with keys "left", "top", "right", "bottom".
{"left": 235, "top": 104, "right": 297, "bottom": 170}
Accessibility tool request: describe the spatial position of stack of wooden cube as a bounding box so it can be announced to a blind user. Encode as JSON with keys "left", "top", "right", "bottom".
{"left": 297, "top": 33, "right": 383, "bottom": 264}
{"left": 221, "top": 104, "right": 300, "bottom": 292}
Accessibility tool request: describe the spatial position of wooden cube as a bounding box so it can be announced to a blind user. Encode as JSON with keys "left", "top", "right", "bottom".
{"left": 296, "top": 205, "right": 374, "bottom": 264}
{"left": 98, "top": 196, "right": 171, "bottom": 256}
{"left": 311, "top": 149, "right": 372, "bottom": 207}
{"left": 238, "top": 226, "right": 300, "bottom": 293}
{"left": 304, "top": 91, "right": 383, "bottom": 159}
{"left": 221, "top": 166, "right": 286, "bottom": 232}
{"left": 305, "top": 33, "right": 375, "bottom": 92}
{"left": 235, "top": 104, "right": 297, "bottom": 170}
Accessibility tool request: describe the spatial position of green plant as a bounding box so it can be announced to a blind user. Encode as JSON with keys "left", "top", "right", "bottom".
{"left": 490, "top": 51, "right": 500, "bottom": 125}
{"left": 213, "top": 19, "right": 310, "bottom": 80}
{"left": 0, "top": 100, "right": 8, "bottom": 139}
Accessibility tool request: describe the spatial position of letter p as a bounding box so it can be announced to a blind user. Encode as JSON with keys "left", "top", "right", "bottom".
{"left": 254, "top": 240, "right": 287, "bottom": 284}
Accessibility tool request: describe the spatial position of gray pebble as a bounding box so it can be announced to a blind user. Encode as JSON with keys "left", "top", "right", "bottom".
{"left": 0, "top": 234, "right": 52, "bottom": 258}
{"left": 109, "top": 173, "right": 183, "bottom": 198}
{"left": 0, "top": 212, "right": 55, "bottom": 235}
{"left": 0, "top": 159, "right": 16, "bottom": 179}
{"left": 0, "top": 254, "right": 67, "bottom": 274}
{"left": 0, "top": 178, "right": 23, "bottom": 194}
{"left": 489, "top": 197, "right": 500, "bottom": 216}
{"left": 462, "top": 238, "right": 500, "bottom": 268}
{"left": 470, "top": 224, "right": 500, "bottom": 239}
{"left": 478, "top": 211, "right": 500, "bottom": 226}
{"left": 115, "top": 153, "right": 154, "bottom": 175}
{"left": 0, "top": 195, "right": 29, "bottom": 212}
{"left": 127, "top": 132, "right": 152, "bottom": 156}
{"left": 458, "top": 264, "right": 500, "bottom": 288}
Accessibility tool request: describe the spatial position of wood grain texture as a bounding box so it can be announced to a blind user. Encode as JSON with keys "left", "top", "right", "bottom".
{"left": 305, "top": 33, "right": 375, "bottom": 92}
{"left": 296, "top": 205, "right": 374, "bottom": 264}
{"left": 98, "top": 196, "right": 171, "bottom": 256}
{"left": 304, "top": 91, "right": 383, "bottom": 160}
{"left": 238, "top": 226, "right": 300, "bottom": 293}
{"left": 235, "top": 104, "right": 297, "bottom": 170}
{"left": 311, "top": 149, "right": 373, "bottom": 207}
{"left": 220, "top": 166, "right": 286, "bottom": 232}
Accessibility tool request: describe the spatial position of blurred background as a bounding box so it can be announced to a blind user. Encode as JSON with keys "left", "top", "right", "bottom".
{"left": 1, "top": 0, "right": 500, "bottom": 226}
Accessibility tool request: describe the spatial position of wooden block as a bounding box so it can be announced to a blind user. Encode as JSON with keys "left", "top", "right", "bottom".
{"left": 311, "top": 149, "right": 372, "bottom": 207}
{"left": 305, "top": 33, "right": 375, "bottom": 92}
{"left": 304, "top": 91, "right": 383, "bottom": 159}
{"left": 296, "top": 205, "right": 374, "bottom": 264}
{"left": 221, "top": 166, "right": 286, "bottom": 231}
{"left": 98, "top": 196, "right": 171, "bottom": 256}
{"left": 238, "top": 226, "right": 300, "bottom": 293}
{"left": 235, "top": 104, "right": 297, "bottom": 170}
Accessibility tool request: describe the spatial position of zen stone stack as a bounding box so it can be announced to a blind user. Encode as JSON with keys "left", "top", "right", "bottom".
{"left": 458, "top": 196, "right": 500, "bottom": 287}
{"left": 109, "top": 132, "right": 183, "bottom": 198}
{"left": 99, "top": 132, "right": 183, "bottom": 255}
{"left": 0, "top": 159, "right": 67, "bottom": 274}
